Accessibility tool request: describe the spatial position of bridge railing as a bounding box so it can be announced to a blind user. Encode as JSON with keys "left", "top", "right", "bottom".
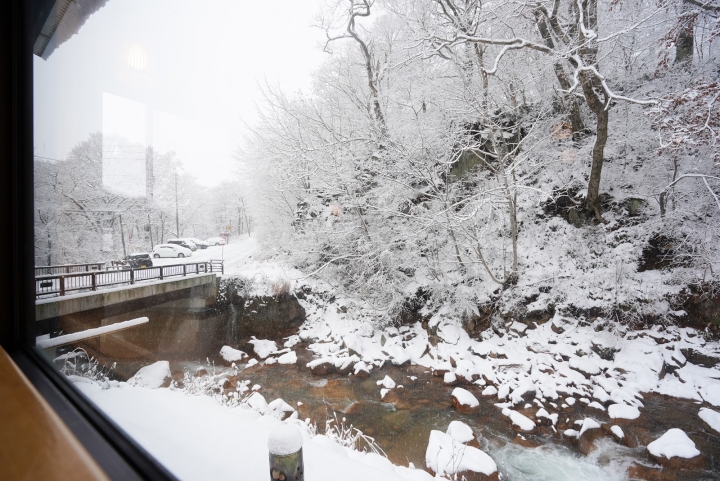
{"left": 35, "top": 261, "right": 221, "bottom": 299}
{"left": 35, "top": 263, "right": 105, "bottom": 276}
{"left": 209, "top": 259, "right": 224, "bottom": 275}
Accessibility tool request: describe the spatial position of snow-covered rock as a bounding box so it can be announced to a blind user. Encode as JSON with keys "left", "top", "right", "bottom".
{"left": 306, "top": 358, "right": 336, "bottom": 375}
{"left": 446, "top": 420, "right": 475, "bottom": 444}
{"left": 535, "top": 408, "right": 558, "bottom": 426}
{"left": 383, "top": 345, "right": 411, "bottom": 366}
{"left": 647, "top": 429, "right": 704, "bottom": 469}
{"left": 576, "top": 418, "right": 603, "bottom": 455}
{"left": 127, "top": 361, "right": 170, "bottom": 389}
{"left": 501, "top": 408, "right": 536, "bottom": 433}
{"left": 248, "top": 338, "right": 278, "bottom": 359}
{"left": 451, "top": 388, "right": 480, "bottom": 413}
{"left": 698, "top": 407, "right": 720, "bottom": 434}
{"left": 609, "top": 425, "right": 625, "bottom": 444}
{"left": 592, "top": 385, "right": 610, "bottom": 403}
{"left": 353, "top": 360, "right": 372, "bottom": 377}
{"left": 700, "top": 382, "right": 720, "bottom": 407}
{"left": 277, "top": 351, "right": 297, "bottom": 364}
{"left": 220, "top": 346, "right": 248, "bottom": 363}
{"left": 569, "top": 357, "right": 600, "bottom": 377}
{"left": 244, "top": 392, "right": 268, "bottom": 413}
{"left": 377, "top": 375, "right": 396, "bottom": 389}
{"left": 425, "top": 430, "right": 498, "bottom": 480}
{"left": 266, "top": 398, "right": 296, "bottom": 420}
{"left": 481, "top": 386, "right": 498, "bottom": 397}
{"left": 608, "top": 403, "right": 641, "bottom": 420}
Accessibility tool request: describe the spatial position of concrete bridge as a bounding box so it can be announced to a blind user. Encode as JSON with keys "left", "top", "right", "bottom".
{"left": 35, "top": 272, "right": 222, "bottom": 371}
{"left": 35, "top": 273, "right": 218, "bottom": 322}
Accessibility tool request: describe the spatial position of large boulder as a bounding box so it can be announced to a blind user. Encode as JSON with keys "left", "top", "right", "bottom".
{"left": 502, "top": 408, "right": 536, "bottom": 434}
{"left": 576, "top": 418, "right": 604, "bottom": 455}
{"left": 451, "top": 387, "right": 480, "bottom": 414}
{"left": 647, "top": 429, "right": 706, "bottom": 470}
{"left": 425, "top": 430, "right": 498, "bottom": 481}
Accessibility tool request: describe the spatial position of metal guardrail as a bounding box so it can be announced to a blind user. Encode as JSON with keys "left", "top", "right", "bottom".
{"left": 209, "top": 259, "right": 224, "bottom": 275}
{"left": 35, "top": 260, "right": 225, "bottom": 299}
{"left": 35, "top": 263, "right": 105, "bottom": 276}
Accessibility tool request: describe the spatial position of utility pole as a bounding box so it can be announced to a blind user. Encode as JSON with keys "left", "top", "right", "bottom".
{"left": 148, "top": 212, "right": 154, "bottom": 250}
{"left": 175, "top": 172, "right": 180, "bottom": 238}
{"left": 119, "top": 214, "right": 127, "bottom": 259}
{"left": 241, "top": 196, "right": 251, "bottom": 236}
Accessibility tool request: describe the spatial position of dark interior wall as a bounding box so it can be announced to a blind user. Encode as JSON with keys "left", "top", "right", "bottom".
{"left": 0, "top": 1, "right": 35, "bottom": 349}
{"left": 1, "top": 0, "right": 63, "bottom": 349}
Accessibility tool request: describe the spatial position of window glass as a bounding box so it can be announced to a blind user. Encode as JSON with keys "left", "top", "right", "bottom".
{"left": 33, "top": 1, "right": 720, "bottom": 480}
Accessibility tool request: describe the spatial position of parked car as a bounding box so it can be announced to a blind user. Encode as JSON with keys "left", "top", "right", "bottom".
{"left": 206, "top": 236, "right": 227, "bottom": 246}
{"left": 151, "top": 244, "right": 192, "bottom": 258}
{"left": 167, "top": 238, "right": 197, "bottom": 251}
{"left": 189, "top": 237, "right": 208, "bottom": 249}
{"left": 125, "top": 252, "right": 153, "bottom": 268}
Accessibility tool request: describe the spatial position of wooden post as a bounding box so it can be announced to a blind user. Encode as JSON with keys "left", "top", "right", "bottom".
{"left": 183, "top": 264, "right": 186, "bottom": 277}
{"left": 92, "top": 273, "right": 97, "bottom": 291}
{"left": 130, "top": 268, "right": 135, "bottom": 285}
{"left": 59, "top": 276, "right": 65, "bottom": 296}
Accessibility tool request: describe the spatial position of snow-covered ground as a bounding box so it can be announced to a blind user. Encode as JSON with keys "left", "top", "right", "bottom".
{"left": 70, "top": 237, "right": 720, "bottom": 480}
{"left": 74, "top": 380, "right": 431, "bottom": 481}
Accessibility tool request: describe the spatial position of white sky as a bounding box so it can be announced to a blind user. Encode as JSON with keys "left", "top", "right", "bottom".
{"left": 33, "top": 0, "right": 328, "bottom": 189}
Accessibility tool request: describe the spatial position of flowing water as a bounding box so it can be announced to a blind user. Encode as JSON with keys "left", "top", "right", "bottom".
{"left": 51, "top": 299, "right": 719, "bottom": 480}
{"left": 114, "top": 345, "right": 719, "bottom": 481}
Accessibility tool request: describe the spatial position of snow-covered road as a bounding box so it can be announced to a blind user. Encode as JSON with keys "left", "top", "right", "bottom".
{"left": 149, "top": 235, "right": 258, "bottom": 274}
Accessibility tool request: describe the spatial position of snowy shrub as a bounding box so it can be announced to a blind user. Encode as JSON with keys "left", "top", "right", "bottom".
{"left": 270, "top": 278, "right": 291, "bottom": 298}
{"left": 321, "top": 412, "right": 387, "bottom": 458}
{"left": 55, "top": 348, "right": 115, "bottom": 388}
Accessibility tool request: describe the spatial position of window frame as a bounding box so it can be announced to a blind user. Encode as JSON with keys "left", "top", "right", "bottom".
{"left": 1, "top": 2, "right": 179, "bottom": 479}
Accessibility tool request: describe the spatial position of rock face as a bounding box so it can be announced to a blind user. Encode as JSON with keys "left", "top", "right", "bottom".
{"left": 681, "top": 288, "right": 720, "bottom": 331}
{"left": 224, "top": 281, "right": 306, "bottom": 340}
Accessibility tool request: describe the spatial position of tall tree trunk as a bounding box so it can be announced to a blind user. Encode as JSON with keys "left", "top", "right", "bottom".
{"left": 586, "top": 109, "right": 608, "bottom": 219}
{"left": 578, "top": 71, "right": 609, "bottom": 221}
{"left": 535, "top": 15, "right": 585, "bottom": 139}
{"left": 46, "top": 228, "right": 52, "bottom": 266}
{"left": 346, "top": 3, "right": 387, "bottom": 139}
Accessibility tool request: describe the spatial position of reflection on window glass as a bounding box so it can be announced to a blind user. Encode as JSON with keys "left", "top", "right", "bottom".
{"left": 33, "top": 0, "right": 720, "bottom": 480}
